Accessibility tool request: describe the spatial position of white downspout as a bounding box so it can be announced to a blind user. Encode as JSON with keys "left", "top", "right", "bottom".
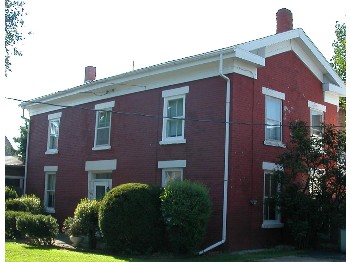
{"left": 199, "top": 53, "right": 230, "bottom": 254}
{"left": 23, "top": 115, "right": 30, "bottom": 195}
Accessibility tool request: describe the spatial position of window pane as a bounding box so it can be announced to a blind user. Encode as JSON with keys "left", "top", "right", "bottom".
{"left": 167, "top": 119, "right": 182, "bottom": 137}
{"left": 49, "top": 136, "right": 58, "bottom": 149}
{"left": 95, "top": 173, "right": 112, "bottom": 179}
{"left": 266, "top": 97, "right": 281, "bottom": 121}
{"left": 95, "top": 186, "right": 106, "bottom": 200}
{"left": 264, "top": 173, "right": 277, "bottom": 221}
{"left": 164, "top": 170, "right": 182, "bottom": 185}
{"left": 176, "top": 98, "right": 183, "bottom": 116}
{"left": 311, "top": 111, "right": 323, "bottom": 136}
{"left": 47, "top": 174, "right": 56, "bottom": 190}
{"left": 47, "top": 191, "right": 55, "bottom": 208}
{"left": 96, "top": 127, "right": 110, "bottom": 145}
{"left": 167, "top": 99, "right": 183, "bottom": 117}
{"left": 50, "top": 120, "right": 59, "bottom": 135}
{"left": 266, "top": 119, "right": 281, "bottom": 141}
{"left": 97, "top": 111, "right": 111, "bottom": 128}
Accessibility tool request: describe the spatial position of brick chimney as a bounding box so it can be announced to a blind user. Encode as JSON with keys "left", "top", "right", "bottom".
{"left": 276, "top": 8, "right": 293, "bottom": 33}
{"left": 84, "top": 66, "right": 96, "bottom": 83}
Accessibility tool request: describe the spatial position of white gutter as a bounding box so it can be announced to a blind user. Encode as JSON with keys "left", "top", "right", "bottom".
{"left": 199, "top": 53, "right": 230, "bottom": 254}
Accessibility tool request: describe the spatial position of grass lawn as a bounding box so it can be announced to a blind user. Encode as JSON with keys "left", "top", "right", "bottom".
{"left": 5, "top": 242, "right": 304, "bottom": 262}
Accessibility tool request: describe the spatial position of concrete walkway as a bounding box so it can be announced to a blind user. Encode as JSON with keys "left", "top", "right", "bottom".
{"left": 259, "top": 250, "right": 346, "bottom": 262}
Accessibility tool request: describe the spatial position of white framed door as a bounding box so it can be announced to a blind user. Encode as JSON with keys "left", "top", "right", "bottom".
{"left": 92, "top": 181, "right": 110, "bottom": 200}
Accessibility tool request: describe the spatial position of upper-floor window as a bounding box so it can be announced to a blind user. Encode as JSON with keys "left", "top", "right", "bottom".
{"left": 160, "top": 86, "right": 189, "bottom": 145}
{"left": 93, "top": 101, "right": 115, "bottom": 150}
{"left": 308, "top": 101, "right": 326, "bottom": 137}
{"left": 262, "top": 87, "right": 285, "bottom": 147}
{"left": 46, "top": 112, "right": 62, "bottom": 154}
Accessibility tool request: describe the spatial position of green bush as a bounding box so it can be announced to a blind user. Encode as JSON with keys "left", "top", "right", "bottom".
{"left": 5, "top": 211, "right": 30, "bottom": 239}
{"left": 5, "top": 186, "right": 18, "bottom": 200}
{"left": 5, "top": 194, "right": 43, "bottom": 214}
{"left": 73, "top": 198, "right": 100, "bottom": 249}
{"left": 99, "top": 183, "right": 164, "bottom": 254}
{"left": 62, "top": 216, "right": 84, "bottom": 237}
{"left": 160, "top": 180, "right": 211, "bottom": 254}
{"left": 16, "top": 213, "right": 59, "bottom": 246}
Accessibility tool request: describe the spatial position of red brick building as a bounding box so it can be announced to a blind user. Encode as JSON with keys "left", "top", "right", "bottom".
{"left": 21, "top": 9, "right": 345, "bottom": 252}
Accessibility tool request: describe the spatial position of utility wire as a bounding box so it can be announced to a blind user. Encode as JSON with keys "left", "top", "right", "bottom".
{"left": 5, "top": 97, "right": 345, "bottom": 128}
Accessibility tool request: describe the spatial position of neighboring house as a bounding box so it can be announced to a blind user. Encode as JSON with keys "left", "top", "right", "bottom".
{"left": 5, "top": 136, "right": 25, "bottom": 195}
{"left": 20, "top": 9, "right": 345, "bottom": 252}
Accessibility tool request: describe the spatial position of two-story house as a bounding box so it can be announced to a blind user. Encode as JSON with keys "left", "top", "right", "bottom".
{"left": 21, "top": 8, "right": 345, "bottom": 252}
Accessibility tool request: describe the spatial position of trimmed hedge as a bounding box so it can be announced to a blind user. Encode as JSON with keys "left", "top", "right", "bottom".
{"left": 16, "top": 213, "right": 59, "bottom": 245}
{"left": 73, "top": 198, "right": 100, "bottom": 249}
{"left": 5, "top": 211, "right": 30, "bottom": 239}
{"left": 160, "top": 180, "right": 211, "bottom": 254}
{"left": 5, "top": 186, "right": 18, "bottom": 200}
{"left": 5, "top": 194, "right": 43, "bottom": 214}
{"left": 99, "top": 183, "right": 164, "bottom": 254}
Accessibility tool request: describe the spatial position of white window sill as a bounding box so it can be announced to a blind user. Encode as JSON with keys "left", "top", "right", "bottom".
{"left": 159, "top": 139, "right": 186, "bottom": 145}
{"left": 261, "top": 222, "right": 284, "bottom": 229}
{"left": 45, "top": 149, "right": 58, "bottom": 155}
{"left": 92, "top": 145, "right": 111, "bottom": 151}
{"left": 45, "top": 207, "right": 55, "bottom": 214}
{"left": 264, "top": 140, "right": 286, "bottom": 148}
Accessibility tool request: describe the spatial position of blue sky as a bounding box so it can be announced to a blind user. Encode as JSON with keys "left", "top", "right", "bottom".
{"left": 3, "top": 0, "right": 347, "bottom": 148}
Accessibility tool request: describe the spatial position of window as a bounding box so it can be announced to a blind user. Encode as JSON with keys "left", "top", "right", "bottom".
{"left": 162, "top": 168, "right": 183, "bottom": 187}
{"left": 262, "top": 87, "right": 285, "bottom": 147}
{"left": 308, "top": 101, "right": 326, "bottom": 137}
{"left": 262, "top": 162, "right": 283, "bottom": 228}
{"left": 93, "top": 101, "right": 115, "bottom": 150}
{"left": 160, "top": 86, "right": 189, "bottom": 145}
{"left": 44, "top": 172, "right": 56, "bottom": 213}
{"left": 46, "top": 112, "right": 62, "bottom": 154}
{"left": 158, "top": 160, "right": 186, "bottom": 187}
{"left": 44, "top": 166, "right": 58, "bottom": 213}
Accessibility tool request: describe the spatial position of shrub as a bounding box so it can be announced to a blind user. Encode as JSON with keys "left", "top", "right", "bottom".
{"left": 62, "top": 216, "right": 84, "bottom": 237}
{"left": 73, "top": 198, "right": 100, "bottom": 249}
{"left": 99, "top": 183, "right": 164, "bottom": 254}
{"left": 16, "top": 213, "right": 59, "bottom": 246}
{"left": 5, "top": 186, "right": 18, "bottom": 200}
{"left": 160, "top": 180, "right": 211, "bottom": 254}
{"left": 5, "top": 194, "right": 43, "bottom": 214}
{"left": 5, "top": 211, "right": 29, "bottom": 239}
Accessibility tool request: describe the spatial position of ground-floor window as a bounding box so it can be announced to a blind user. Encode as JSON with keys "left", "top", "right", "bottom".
{"left": 162, "top": 168, "right": 183, "bottom": 187}
{"left": 44, "top": 172, "right": 56, "bottom": 213}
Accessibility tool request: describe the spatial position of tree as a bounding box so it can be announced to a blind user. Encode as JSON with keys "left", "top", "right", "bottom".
{"left": 5, "top": 0, "right": 30, "bottom": 76}
{"left": 13, "top": 119, "right": 28, "bottom": 163}
{"left": 274, "top": 121, "right": 345, "bottom": 248}
{"left": 330, "top": 22, "right": 346, "bottom": 110}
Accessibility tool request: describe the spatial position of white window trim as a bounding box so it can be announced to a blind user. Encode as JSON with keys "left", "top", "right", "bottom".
{"left": 44, "top": 170, "right": 57, "bottom": 213}
{"left": 158, "top": 160, "right": 186, "bottom": 169}
{"left": 46, "top": 112, "right": 62, "bottom": 154}
{"left": 264, "top": 94, "right": 285, "bottom": 148}
{"left": 160, "top": 86, "right": 189, "bottom": 145}
{"left": 92, "top": 101, "right": 115, "bottom": 150}
{"left": 261, "top": 162, "right": 284, "bottom": 229}
{"left": 85, "top": 159, "right": 117, "bottom": 171}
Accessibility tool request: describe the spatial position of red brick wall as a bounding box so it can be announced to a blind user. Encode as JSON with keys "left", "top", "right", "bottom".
{"left": 226, "top": 51, "right": 338, "bottom": 251}
{"left": 26, "top": 76, "right": 227, "bottom": 246}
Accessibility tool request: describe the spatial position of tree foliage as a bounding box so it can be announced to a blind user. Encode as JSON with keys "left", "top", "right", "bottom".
{"left": 5, "top": 0, "right": 30, "bottom": 76}
{"left": 275, "top": 121, "right": 346, "bottom": 248}
{"left": 330, "top": 22, "right": 346, "bottom": 109}
{"left": 13, "top": 119, "right": 28, "bottom": 163}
